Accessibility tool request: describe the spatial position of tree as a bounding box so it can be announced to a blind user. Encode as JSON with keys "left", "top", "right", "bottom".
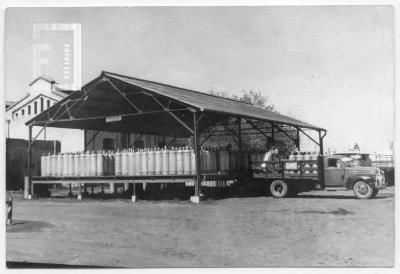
{"left": 209, "top": 89, "right": 275, "bottom": 111}
{"left": 207, "top": 89, "right": 297, "bottom": 155}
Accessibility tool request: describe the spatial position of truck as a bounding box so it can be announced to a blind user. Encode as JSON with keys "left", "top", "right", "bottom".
{"left": 253, "top": 155, "right": 386, "bottom": 199}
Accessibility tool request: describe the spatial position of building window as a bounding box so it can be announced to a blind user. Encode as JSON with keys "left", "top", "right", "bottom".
{"left": 21, "top": 109, "right": 25, "bottom": 116}
{"left": 34, "top": 101, "right": 37, "bottom": 114}
{"left": 47, "top": 100, "right": 50, "bottom": 108}
{"left": 40, "top": 97, "right": 44, "bottom": 112}
{"left": 103, "top": 138, "right": 115, "bottom": 150}
{"left": 28, "top": 105, "right": 31, "bottom": 115}
{"left": 14, "top": 113, "right": 18, "bottom": 118}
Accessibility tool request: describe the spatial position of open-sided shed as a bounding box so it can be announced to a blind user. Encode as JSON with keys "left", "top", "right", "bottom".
{"left": 26, "top": 71, "right": 326, "bottom": 200}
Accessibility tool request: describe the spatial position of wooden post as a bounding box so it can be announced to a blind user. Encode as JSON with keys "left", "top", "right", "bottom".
{"left": 27, "top": 126, "right": 33, "bottom": 198}
{"left": 296, "top": 128, "right": 300, "bottom": 150}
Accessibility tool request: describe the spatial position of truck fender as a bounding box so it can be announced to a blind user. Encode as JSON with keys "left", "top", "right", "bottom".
{"left": 345, "top": 175, "right": 375, "bottom": 190}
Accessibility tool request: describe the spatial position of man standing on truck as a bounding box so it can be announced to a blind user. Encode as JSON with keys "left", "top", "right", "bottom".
{"left": 263, "top": 145, "right": 279, "bottom": 161}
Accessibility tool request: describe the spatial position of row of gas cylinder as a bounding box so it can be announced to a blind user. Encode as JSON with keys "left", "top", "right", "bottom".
{"left": 40, "top": 147, "right": 246, "bottom": 177}
{"left": 288, "top": 151, "right": 320, "bottom": 161}
{"left": 41, "top": 151, "right": 115, "bottom": 177}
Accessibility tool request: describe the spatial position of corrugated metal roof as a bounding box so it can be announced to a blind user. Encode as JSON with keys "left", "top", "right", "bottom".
{"left": 103, "top": 71, "right": 325, "bottom": 131}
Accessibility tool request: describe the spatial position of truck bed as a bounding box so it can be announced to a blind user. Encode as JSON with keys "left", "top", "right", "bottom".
{"left": 255, "top": 159, "right": 322, "bottom": 181}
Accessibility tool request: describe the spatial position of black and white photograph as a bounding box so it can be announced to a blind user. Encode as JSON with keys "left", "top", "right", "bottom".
{"left": 1, "top": 1, "right": 397, "bottom": 270}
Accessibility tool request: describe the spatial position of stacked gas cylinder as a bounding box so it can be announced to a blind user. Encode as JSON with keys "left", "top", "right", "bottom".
{"left": 40, "top": 147, "right": 225, "bottom": 177}
{"left": 40, "top": 151, "right": 115, "bottom": 177}
{"left": 286, "top": 151, "right": 319, "bottom": 177}
{"left": 114, "top": 146, "right": 220, "bottom": 176}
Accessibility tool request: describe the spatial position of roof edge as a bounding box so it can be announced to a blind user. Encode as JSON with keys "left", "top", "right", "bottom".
{"left": 102, "top": 71, "right": 254, "bottom": 106}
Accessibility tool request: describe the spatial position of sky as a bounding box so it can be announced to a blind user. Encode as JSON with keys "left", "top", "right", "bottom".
{"left": 4, "top": 6, "right": 395, "bottom": 154}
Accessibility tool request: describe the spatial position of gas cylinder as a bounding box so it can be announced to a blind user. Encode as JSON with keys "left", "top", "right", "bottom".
{"left": 96, "top": 151, "right": 104, "bottom": 176}
{"left": 204, "top": 149, "right": 211, "bottom": 172}
{"left": 102, "top": 152, "right": 108, "bottom": 175}
{"left": 134, "top": 150, "right": 141, "bottom": 176}
{"left": 89, "top": 151, "right": 96, "bottom": 176}
{"left": 190, "top": 149, "right": 196, "bottom": 174}
{"left": 121, "top": 149, "right": 129, "bottom": 176}
{"left": 51, "top": 154, "right": 57, "bottom": 176}
{"left": 73, "top": 153, "right": 79, "bottom": 176}
{"left": 183, "top": 146, "right": 191, "bottom": 175}
{"left": 115, "top": 150, "right": 122, "bottom": 176}
{"left": 79, "top": 152, "right": 86, "bottom": 176}
{"left": 228, "top": 151, "right": 235, "bottom": 172}
{"left": 104, "top": 152, "right": 110, "bottom": 175}
{"left": 67, "top": 153, "right": 74, "bottom": 176}
{"left": 62, "top": 153, "right": 68, "bottom": 177}
{"left": 168, "top": 148, "right": 177, "bottom": 175}
{"left": 40, "top": 155, "right": 46, "bottom": 176}
{"left": 211, "top": 149, "right": 217, "bottom": 172}
{"left": 154, "top": 148, "right": 162, "bottom": 175}
{"left": 109, "top": 153, "right": 115, "bottom": 175}
{"left": 161, "top": 148, "right": 169, "bottom": 175}
{"left": 200, "top": 149, "right": 206, "bottom": 173}
{"left": 56, "top": 153, "right": 63, "bottom": 177}
{"left": 147, "top": 148, "right": 155, "bottom": 175}
{"left": 304, "top": 152, "right": 311, "bottom": 161}
{"left": 176, "top": 147, "right": 184, "bottom": 175}
{"left": 128, "top": 149, "right": 135, "bottom": 176}
{"left": 40, "top": 154, "right": 50, "bottom": 176}
{"left": 85, "top": 151, "right": 91, "bottom": 176}
{"left": 46, "top": 153, "right": 51, "bottom": 176}
{"left": 218, "top": 150, "right": 229, "bottom": 173}
{"left": 141, "top": 149, "right": 148, "bottom": 175}
{"left": 289, "top": 152, "right": 296, "bottom": 161}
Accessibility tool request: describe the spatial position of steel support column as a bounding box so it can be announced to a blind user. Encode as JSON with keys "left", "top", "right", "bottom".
{"left": 237, "top": 118, "right": 242, "bottom": 151}
{"left": 319, "top": 131, "right": 324, "bottom": 155}
{"left": 193, "top": 112, "right": 201, "bottom": 197}
{"left": 296, "top": 128, "right": 300, "bottom": 150}
{"left": 271, "top": 124, "right": 275, "bottom": 144}
{"left": 27, "top": 126, "right": 33, "bottom": 197}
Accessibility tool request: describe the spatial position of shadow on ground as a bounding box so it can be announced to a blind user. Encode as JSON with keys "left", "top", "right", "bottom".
{"left": 6, "top": 261, "right": 116, "bottom": 268}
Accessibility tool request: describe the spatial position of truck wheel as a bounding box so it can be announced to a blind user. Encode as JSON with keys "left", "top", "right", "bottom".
{"left": 353, "top": 181, "right": 373, "bottom": 199}
{"left": 270, "top": 180, "right": 288, "bottom": 198}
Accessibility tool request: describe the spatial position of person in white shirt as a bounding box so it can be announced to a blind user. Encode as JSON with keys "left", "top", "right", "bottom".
{"left": 263, "top": 145, "right": 279, "bottom": 162}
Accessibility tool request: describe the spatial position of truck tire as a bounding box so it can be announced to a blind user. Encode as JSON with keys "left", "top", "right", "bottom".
{"left": 353, "top": 181, "right": 373, "bottom": 199}
{"left": 270, "top": 180, "right": 288, "bottom": 198}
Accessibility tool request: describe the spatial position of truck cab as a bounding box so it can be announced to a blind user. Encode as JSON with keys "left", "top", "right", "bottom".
{"left": 323, "top": 156, "right": 386, "bottom": 198}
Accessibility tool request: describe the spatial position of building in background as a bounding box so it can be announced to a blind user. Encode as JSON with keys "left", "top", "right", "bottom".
{"left": 5, "top": 76, "right": 84, "bottom": 152}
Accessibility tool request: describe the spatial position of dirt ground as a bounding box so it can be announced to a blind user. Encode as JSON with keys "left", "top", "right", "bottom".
{"left": 6, "top": 187, "right": 394, "bottom": 268}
